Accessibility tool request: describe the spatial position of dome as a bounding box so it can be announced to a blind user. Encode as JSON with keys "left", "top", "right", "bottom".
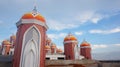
{"left": 51, "top": 43, "right": 56, "bottom": 48}
{"left": 64, "top": 33, "right": 77, "bottom": 42}
{"left": 2, "top": 40, "right": 11, "bottom": 45}
{"left": 21, "top": 7, "right": 45, "bottom": 23}
{"left": 10, "top": 35, "right": 16, "bottom": 40}
{"left": 45, "top": 45, "right": 50, "bottom": 50}
{"left": 57, "top": 49, "right": 63, "bottom": 53}
{"left": 46, "top": 37, "right": 52, "bottom": 44}
{"left": 80, "top": 40, "right": 90, "bottom": 47}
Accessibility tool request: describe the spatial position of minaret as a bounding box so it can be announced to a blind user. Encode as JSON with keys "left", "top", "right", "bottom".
{"left": 63, "top": 33, "right": 78, "bottom": 60}
{"left": 80, "top": 40, "right": 92, "bottom": 59}
{"left": 45, "top": 37, "right": 51, "bottom": 54}
{"left": 13, "top": 7, "right": 48, "bottom": 67}
{"left": 46, "top": 37, "right": 52, "bottom": 46}
{"left": 2, "top": 40, "right": 11, "bottom": 55}
{"left": 51, "top": 43, "right": 57, "bottom": 54}
{"left": 10, "top": 34, "right": 16, "bottom": 46}
{"left": 45, "top": 45, "right": 51, "bottom": 54}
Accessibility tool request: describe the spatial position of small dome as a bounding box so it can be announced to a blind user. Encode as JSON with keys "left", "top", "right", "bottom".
{"left": 46, "top": 37, "right": 52, "bottom": 44}
{"left": 80, "top": 40, "right": 90, "bottom": 47}
{"left": 57, "top": 49, "right": 63, "bottom": 53}
{"left": 45, "top": 45, "right": 50, "bottom": 50}
{"left": 51, "top": 43, "right": 56, "bottom": 48}
{"left": 2, "top": 40, "right": 11, "bottom": 45}
{"left": 10, "top": 35, "right": 16, "bottom": 40}
{"left": 64, "top": 33, "right": 77, "bottom": 42}
{"left": 21, "top": 7, "right": 45, "bottom": 23}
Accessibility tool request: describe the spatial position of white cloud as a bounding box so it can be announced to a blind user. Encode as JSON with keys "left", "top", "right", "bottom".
{"left": 47, "top": 11, "right": 109, "bottom": 31}
{"left": 114, "top": 44, "right": 120, "bottom": 47}
{"left": 91, "top": 15, "right": 103, "bottom": 24}
{"left": 92, "top": 44, "right": 107, "bottom": 49}
{"left": 76, "top": 11, "right": 94, "bottom": 23}
{"left": 47, "top": 33, "right": 67, "bottom": 40}
{"left": 89, "top": 27, "right": 120, "bottom": 34}
{"left": 91, "top": 18, "right": 100, "bottom": 24}
{"left": 47, "top": 19, "right": 79, "bottom": 31}
{"left": 74, "top": 31, "right": 83, "bottom": 36}
{"left": 47, "top": 34, "right": 57, "bottom": 39}
{"left": 75, "top": 11, "right": 108, "bottom": 24}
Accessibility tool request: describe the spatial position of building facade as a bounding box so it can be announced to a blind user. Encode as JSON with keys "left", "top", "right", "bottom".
{"left": 13, "top": 7, "right": 48, "bottom": 67}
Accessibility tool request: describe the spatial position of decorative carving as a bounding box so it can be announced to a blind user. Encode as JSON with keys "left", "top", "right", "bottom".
{"left": 20, "top": 26, "right": 41, "bottom": 67}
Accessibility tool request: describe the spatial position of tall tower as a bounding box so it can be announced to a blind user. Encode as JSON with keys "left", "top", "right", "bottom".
{"left": 10, "top": 35, "right": 16, "bottom": 46}
{"left": 63, "top": 33, "right": 78, "bottom": 60}
{"left": 13, "top": 7, "right": 48, "bottom": 67}
{"left": 80, "top": 40, "right": 92, "bottom": 59}
{"left": 45, "top": 45, "right": 51, "bottom": 54}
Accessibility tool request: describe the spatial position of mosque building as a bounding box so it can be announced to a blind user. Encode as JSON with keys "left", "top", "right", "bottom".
{"left": 0, "top": 7, "right": 92, "bottom": 67}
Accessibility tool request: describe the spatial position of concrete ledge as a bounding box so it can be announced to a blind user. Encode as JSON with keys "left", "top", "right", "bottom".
{"left": 45, "top": 59, "right": 96, "bottom": 67}
{"left": 0, "top": 55, "right": 13, "bottom": 62}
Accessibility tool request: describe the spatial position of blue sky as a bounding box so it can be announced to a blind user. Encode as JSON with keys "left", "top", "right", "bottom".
{"left": 0, "top": 0, "right": 120, "bottom": 54}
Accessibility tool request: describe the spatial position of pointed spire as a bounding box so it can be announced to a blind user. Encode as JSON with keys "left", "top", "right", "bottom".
{"left": 68, "top": 32, "right": 72, "bottom": 36}
{"left": 33, "top": 0, "right": 37, "bottom": 12}
{"left": 33, "top": 5, "right": 37, "bottom": 12}
{"left": 82, "top": 39, "right": 87, "bottom": 43}
{"left": 83, "top": 38, "right": 86, "bottom": 42}
{"left": 32, "top": 5, "right": 38, "bottom": 17}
